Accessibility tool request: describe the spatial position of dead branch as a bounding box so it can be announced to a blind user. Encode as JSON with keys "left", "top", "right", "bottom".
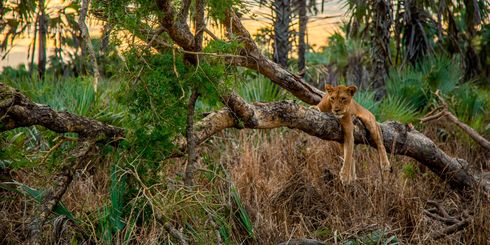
{"left": 421, "top": 90, "right": 490, "bottom": 151}
{"left": 78, "top": 0, "right": 100, "bottom": 92}
{"left": 175, "top": 94, "right": 489, "bottom": 193}
{"left": 0, "top": 83, "right": 124, "bottom": 142}
{"left": 184, "top": 89, "right": 200, "bottom": 186}
{"left": 424, "top": 200, "right": 470, "bottom": 240}
{"left": 29, "top": 140, "right": 97, "bottom": 245}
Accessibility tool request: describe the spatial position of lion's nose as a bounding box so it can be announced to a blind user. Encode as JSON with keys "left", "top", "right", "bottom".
{"left": 334, "top": 109, "right": 341, "bottom": 113}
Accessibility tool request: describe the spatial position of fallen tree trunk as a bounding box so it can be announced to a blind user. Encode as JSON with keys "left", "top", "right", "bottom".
{"left": 0, "top": 83, "right": 124, "bottom": 142}
{"left": 181, "top": 94, "right": 489, "bottom": 194}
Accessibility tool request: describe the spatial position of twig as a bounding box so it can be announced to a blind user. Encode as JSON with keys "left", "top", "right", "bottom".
{"left": 204, "top": 27, "right": 221, "bottom": 41}
{"left": 164, "top": 222, "right": 189, "bottom": 245}
{"left": 431, "top": 219, "right": 470, "bottom": 240}
{"left": 39, "top": 136, "right": 78, "bottom": 166}
{"left": 424, "top": 200, "right": 470, "bottom": 240}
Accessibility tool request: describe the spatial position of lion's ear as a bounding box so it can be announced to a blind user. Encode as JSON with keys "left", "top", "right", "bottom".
{"left": 347, "top": 85, "right": 357, "bottom": 96}
{"left": 325, "top": 84, "right": 334, "bottom": 93}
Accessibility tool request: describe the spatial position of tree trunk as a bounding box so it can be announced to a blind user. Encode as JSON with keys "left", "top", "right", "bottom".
{"left": 298, "top": 0, "right": 307, "bottom": 72}
{"left": 463, "top": 0, "right": 482, "bottom": 80}
{"left": 78, "top": 0, "right": 100, "bottom": 92}
{"left": 38, "top": 0, "right": 47, "bottom": 81}
{"left": 370, "top": 0, "right": 392, "bottom": 100}
{"left": 273, "top": 0, "right": 291, "bottom": 68}
{"left": 100, "top": 23, "right": 112, "bottom": 54}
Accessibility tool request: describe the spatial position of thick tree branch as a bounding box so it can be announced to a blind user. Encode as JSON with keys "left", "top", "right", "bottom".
{"left": 0, "top": 83, "right": 124, "bottom": 142}
{"left": 180, "top": 96, "right": 489, "bottom": 193}
{"left": 156, "top": 0, "right": 195, "bottom": 53}
{"left": 223, "top": 10, "right": 324, "bottom": 105}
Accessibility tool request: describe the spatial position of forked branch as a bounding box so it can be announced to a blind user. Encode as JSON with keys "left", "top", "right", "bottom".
{"left": 424, "top": 200, "right": 470, "bottom": 240}
{"left": 421, "top": 90, "right": 490, "bottom": 151}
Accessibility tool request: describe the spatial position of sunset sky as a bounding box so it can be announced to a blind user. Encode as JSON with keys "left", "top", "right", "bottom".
{"left": 0, "top": 1, "right": 346, "bottom": 71}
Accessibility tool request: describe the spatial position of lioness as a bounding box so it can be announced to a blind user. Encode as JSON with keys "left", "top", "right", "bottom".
{"left": 314, "top": 85, "right": 391, "bottom": 184}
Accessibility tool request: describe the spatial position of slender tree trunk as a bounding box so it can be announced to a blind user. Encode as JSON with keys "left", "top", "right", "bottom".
{"left": 463, "top": 0, "right": 482, "bottom": 80}
{"left": 184, "top": 90, "right": 200, "bottom": 186}
{"left": 100, "top": 23, "right": 112, "bottom": 54}
{"left": 38, "top": 0, "right": 47, "bottom": 81}
{"left": 298, "top": 0, "right": 307, "bottom": 72}
{"left": 78, "top": 0, "right": 100, "bottom": 92}
{"left": 29, "top": 15, "right": 38, "bottom": 76}
{"left": 370, "top": 0, "right": 392, "bottom": 100}
{"left": 273, "top": 0, "right": 291, "bottom": 68}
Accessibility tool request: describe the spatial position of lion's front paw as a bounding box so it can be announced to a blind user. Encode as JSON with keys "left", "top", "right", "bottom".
{"left": 339, "top": 168, "right": 352, "bottom": 185}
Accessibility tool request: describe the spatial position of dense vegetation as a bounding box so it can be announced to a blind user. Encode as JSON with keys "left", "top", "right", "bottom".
{"left": 1, "top": 0, "right": 489, "bottom": 244}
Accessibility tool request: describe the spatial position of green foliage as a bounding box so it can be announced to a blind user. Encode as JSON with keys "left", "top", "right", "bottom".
{"left": 208, "top": 0, "right": 241, "bottom": 22}
{"left": 230, "top": 185, "right": 254, "bottom": 239}
{"left": 117, "top": 50, "right": 229, "bottom": 161}
{"left": 378, "top": 96, "right": 419, "bottom": 123}
{"left": 402, "top": 163, "right": 418, "bottom": 180}
{"left": 353, "top": 90, "right": 380, "bottom": 118}
{"left": 343, "top": 228, "right": 399, "bottom": 245}
{"left": 387, "top": 56, "right": 461, "bottom": 111}
{"left": 97, "top": 164, "right": 127, "bottom": 243}
{"left": 237, "top": 73, "right": 290, "bottom": 103}
{"left": 0, "top": 181, "right": 75, "bottom": 221}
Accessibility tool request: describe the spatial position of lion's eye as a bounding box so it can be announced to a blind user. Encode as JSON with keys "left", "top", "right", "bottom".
{"left": 329, "top": 97, "right": 334, "bottom": 101}
{"left": 341, "top": 97, "right": 347, "bottom": 102}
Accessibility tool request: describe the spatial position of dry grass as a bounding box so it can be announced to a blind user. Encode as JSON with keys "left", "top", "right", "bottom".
{"left": 0, "top": 124, "right": 489, "bottom": 244}
{"left": 216, "top": 127, "right": 489, "bottom": 244}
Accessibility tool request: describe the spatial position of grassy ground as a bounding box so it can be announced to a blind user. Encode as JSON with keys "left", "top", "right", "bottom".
{"left": 1, "top": 123, "right": 488, "bottom": 244}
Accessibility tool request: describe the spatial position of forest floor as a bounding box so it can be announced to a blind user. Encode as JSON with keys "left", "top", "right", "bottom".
{"left": 1, "top": 123, "right": 489, "bottom": 244}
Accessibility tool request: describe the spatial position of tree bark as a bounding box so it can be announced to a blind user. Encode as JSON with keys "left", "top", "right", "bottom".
{"left": 0, "top": 83, "right": 123, "bottom": 142}
{"left": 273, "top": 0, "right": 291, "bottom": 68}
{"left": 184, "top": 90, "right": 200, "bottom": 186}
{"left": 370, "top": 0, "right": 391, "bottom": 100}
{"left": 298, "top": 0, "right": 307, "bottom": 72}
{"left": 78, "top": 0, "right": 101, "bottom": 92}
{"left": 28, "top": 140, "right": 96, "bottom": 245}
{"left": 38, "top": 0, "right": 47, "bottom": 81}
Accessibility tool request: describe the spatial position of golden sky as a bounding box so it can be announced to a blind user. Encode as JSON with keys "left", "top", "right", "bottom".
{"left": 0, "top": 1, "right": 345, "bottom": 71}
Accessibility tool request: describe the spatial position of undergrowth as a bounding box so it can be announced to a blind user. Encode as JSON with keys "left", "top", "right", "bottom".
{"left": 0, "top": 62, "right": 489, "bottom": 244}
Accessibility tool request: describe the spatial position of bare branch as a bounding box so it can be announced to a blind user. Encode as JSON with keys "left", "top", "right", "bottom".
{"left": 421, "top": 90, "right": 490, "bottom": 151}
{"left": 424, "top": 200, "right": 471, "bottom": 240}
{"left": 0, "top": 83, "right": 123, "bottom": 142}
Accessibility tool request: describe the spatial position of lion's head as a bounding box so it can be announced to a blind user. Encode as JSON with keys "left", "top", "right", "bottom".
{"left": 325, "top": 85, "right": 357, "bottom": 118}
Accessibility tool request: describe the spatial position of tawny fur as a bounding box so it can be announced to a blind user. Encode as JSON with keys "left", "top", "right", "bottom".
{"left": 315, "top": 85, "right": 391, "bottom": 184}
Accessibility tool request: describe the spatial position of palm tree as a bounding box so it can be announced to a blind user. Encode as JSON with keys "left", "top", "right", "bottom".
{"left": 370, "top": 0, "right": 392, "bottom": 99}
{"left": 273, "top": 0, "right": 292, "bottom": 68}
